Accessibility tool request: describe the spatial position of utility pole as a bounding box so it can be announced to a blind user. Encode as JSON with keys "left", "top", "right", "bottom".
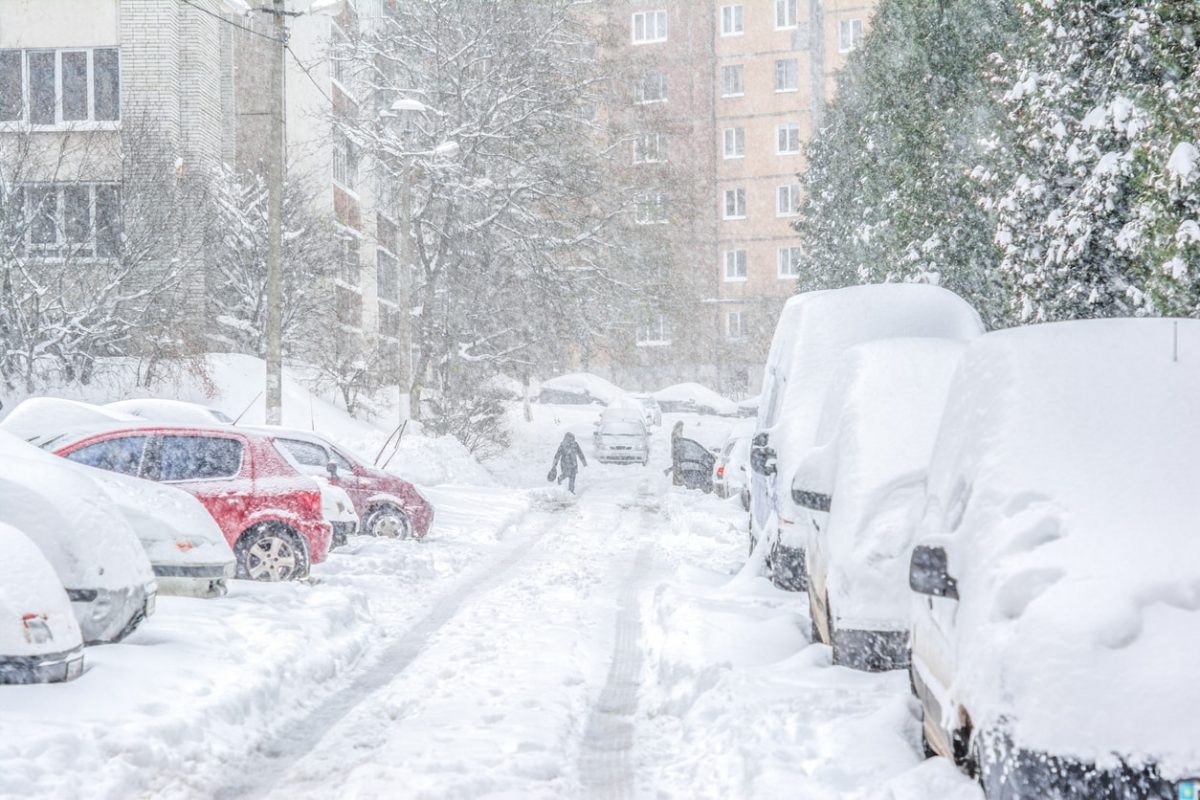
{"left": 397, "top": 166, "right": 415, "bottom": 421}
{"left": 264, "top": 0, "right": 287, "bottom": 425}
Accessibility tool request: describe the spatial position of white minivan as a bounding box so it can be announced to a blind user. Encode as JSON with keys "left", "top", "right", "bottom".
{"left": 748, "top": 284, "right": 983, "bottom": 591}
{"left": 908, "top": 319, "right": 1200, "bottom": 798}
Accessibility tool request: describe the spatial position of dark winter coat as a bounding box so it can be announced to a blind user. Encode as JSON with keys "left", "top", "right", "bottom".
{"left": 552, "top": 434, "right": 587, "bottom": 476}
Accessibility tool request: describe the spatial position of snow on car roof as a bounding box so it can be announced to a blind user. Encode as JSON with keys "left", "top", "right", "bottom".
{"left": 0, "top": 431, "right": 154, "bottom": 592}
{"left": 652, "top": 383, "right": 738, "bottom": 415}
{"left": 0, "top": 522, "right": 82, "bottom": 657}
{"left": 540, "top": 372, "right": 624, "bottom": 403}
{"left": 799, "top": 338, "right": 965, "bottom": 628}
{"left": 0, "top": 397, "right": 138, "bottom": 442}
{"left": 105, "top": 398, "right": 233, "bottom": 426}
{"left": 924, "top": 318, "right": 1200, "bottom": 768}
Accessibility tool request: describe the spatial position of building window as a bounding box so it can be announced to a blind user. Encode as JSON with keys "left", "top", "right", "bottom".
{"left": 336, "top": 226, "right": 362, "bottom": 287}
{"left": 777, "top": 122, "right": 801, "bottom": 154}
{"left": 777, "top": 184, "right": 801, "bottom": 216}
{"left": 720, "top": 5, "right": 743, "bottom": 36}
{"left": 13, "top": 183, "right": 120, "bottom": 259}
{"left": 774, "top": 59, "right": 799, "bottom": 92}
{"left": 775, "top": 0, "right": 798, "bottom": 29}
{"left": 778, "top": 245, "right": 802, "bottom": 278}
{"left": 635, "top": 193, "right": 668, "bottom": 224}
{"left": 722, "top": 127, "right": 744, "bottom": 159}
{"left": 632, "top": 10, "right": 668, "bottom": 44}
{"left": 727, "top": 310, "right": 746, "bottom": 340}
{"left": 634, "top": 70, "right": 668, "bottom": 104}
{"left": 333, "top": 133, "right": 359, "bottom": 190}
{"left": 0, "top": 48, "right": 120, "bottom": 126}
{"left": 723, "top": 188, "right": 746, "bottom": 220}
{"left": 329, "top": 24, "right": 351, "bottom": 90}
{"left": 839, "top": 18, "right": 865, "bottom": 52}
{"left": 721, "top": 64, "right": 744, "bottom": 98}
{"left": 634, "top": 133, "right": 667, "bottom": 164}
{"left": 377, "top": 247, "right": 398, "bottom": 301}
{"left": 724, "top": 249, "right": 747, "bottom": 281}
{"left": 636, "top": 314, "right": 671, "bottom": 346}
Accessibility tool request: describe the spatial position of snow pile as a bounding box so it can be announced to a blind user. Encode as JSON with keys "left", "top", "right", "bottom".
{"left": 922, "top": 318, "right": 1200, "bottom": 773}
{"left": 652, "top": 382, "right": 738, "bottom": 416}
{"left": 800, "top": 338, "right": 964, "bottom": 630}
{"left": 537, "top": 372, "right": 624, "bottom": 405}
{"left": 0, "top": 397, "right": 134, "bottom": 442}
{"left": 104, "top": 398, "right": 232, "bottom": 425}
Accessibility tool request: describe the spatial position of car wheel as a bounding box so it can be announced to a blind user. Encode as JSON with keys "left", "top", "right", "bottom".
{"left": 367, "top": 505, "right": 411, "bottom": 539}
{"left": 236, "top": 524, "right": 307, "bottom": 582}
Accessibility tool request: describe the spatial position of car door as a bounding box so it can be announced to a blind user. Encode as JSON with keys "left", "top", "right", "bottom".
{"left": 327, "top": 446, "right": 368, "bottom": 509}
{"left": 144, "top": 434, "right": 249, "bottom": 542}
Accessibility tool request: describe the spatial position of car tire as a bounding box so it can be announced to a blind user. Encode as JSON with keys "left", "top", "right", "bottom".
{"left": 236, "top": 523, "right": 308, "bottom": 582}
{"left": 366, "top": 505, "right": 411, "bottom": 539}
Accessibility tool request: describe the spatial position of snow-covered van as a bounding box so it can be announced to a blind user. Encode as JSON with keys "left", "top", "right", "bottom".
{"left": 0, "top": 432, "right": 156, "bottom": 645}
{"left": 749, "top": 284, "right": 983, "bottom": 591}
{"left": 908, "top": 319, "right": 1200, "bottom": 797}
{"left": 0, "top": 522, "right": 85, "bottom": 684}
{"left": 77, "top": 466, "right": 236, "bottom": 598}
{"left": 793, "top": 338, "right": 965, "bottom": 670}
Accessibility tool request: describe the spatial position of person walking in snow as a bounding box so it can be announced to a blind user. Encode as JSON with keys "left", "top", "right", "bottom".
{"left": 549, "top": 432, "right": 587, "bottom": 494}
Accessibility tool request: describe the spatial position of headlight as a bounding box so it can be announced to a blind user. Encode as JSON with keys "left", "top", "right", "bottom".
{"left": 91, "top": 593, "right": 113, "bottom": 622}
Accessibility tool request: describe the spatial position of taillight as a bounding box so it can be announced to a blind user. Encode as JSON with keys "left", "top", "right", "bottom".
{"left": 22, "top": 613, "right": 51, "bottom": 645}
{"left": 300, "top": 490, "right": 324, "bottom": 519}
{"left": 717, "top": 466, "right": 725, "bottom": 477}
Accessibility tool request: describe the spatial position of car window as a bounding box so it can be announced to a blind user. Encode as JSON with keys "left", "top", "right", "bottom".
{"left": 328, "top": 447, "right": 354, "bottom": 471}
{"left": 156, "top": 435, "right": 243, "bottom": 482}
{"left": 65, "top": 436, "right": 148, "bottom": 476}
{"left": 676, "top": 438, "right": 712, "bottom": 463}
{"left": 277, "top": 438, "right": 329, "bottom": 468}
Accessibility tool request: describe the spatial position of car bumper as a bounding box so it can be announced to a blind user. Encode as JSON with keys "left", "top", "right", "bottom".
{"left": 153, "top": 561, "right": 235, "bottom": 598}
{"left": 0, "top": 645, "right": 85, "bottom": 684}
{"left": 331, "top": 521, "right": 356, "bottom": 548}
{"left": 68, "top": 583, "right": 157, "bottom": 644}
{"left": 597, "top": 451, "right": 647, "bottom": 464}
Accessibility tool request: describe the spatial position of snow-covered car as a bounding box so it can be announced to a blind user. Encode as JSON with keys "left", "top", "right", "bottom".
{"left": 748, "top": 284, "right": 983, "bottom": 592}
{"left": 0, "top": 522, "right": 85, "bottom": 684}
{"left": 653, "top": 382, "right": 738, "bottom": 416}
{"left": 105, "top": 398, "right": 233, "bottom": 426}
{"left": 908, "top": 319, "right": 1200, "bottom": 797}
{"left": 712, "top": 430, "right": 751, "bottom": 508}
{"left": 313, "top": 476, "right": 359, "bottom": 549}
{"left": 261, "top": 427, "right": 434, "bottom": 540}
{"left": 537, "top": 372, "right": 624, "bottom": 406}
{"left": 77, "top": 466, "right": 236, "bottom": 598}
{"left": 607, "top": 394, "right": 661, "bottom": 428}
{"left": 794, "top": 338, "right": 965, "bottom": 671}
{"left": 0, "top": 432, "right": 157, "bottom": 645}
{"left": 1, "top": 396, "right": 136, "bottom": 437}
{"left": 593, "top": 415, "right": 650, "bottom": 465}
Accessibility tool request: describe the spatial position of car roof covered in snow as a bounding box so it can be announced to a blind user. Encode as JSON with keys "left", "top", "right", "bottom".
{"left": 0, "top": 431, "right": 154, "bottom": 592}
{"left": 922, "top": 318, "right": 1200, "bottom": 769}
{"left": 0, "top": 398, "right": 250, "bottom": 451}
{"left": 105, "top": 398, "right": 233, "bottom": 426}
{"left": 652, "top": 383, "right": 738, "bottom": 415}
{"left": 795, "top": 338, "right": 965, "bottom": 628}
{"left": 0, "top": 521, "right": 83, "bottom": 658}
{"left": 539, "top": 372, "right": 624, "bottom": 403}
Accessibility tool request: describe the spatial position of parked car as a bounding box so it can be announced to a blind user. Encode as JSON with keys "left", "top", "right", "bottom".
{"left": 653, "top": 383, "right": 738, "bottom": 416}
{"left": 0, "top": 432, "right": 157, "bottom": 644}
{"left": 794, "top": 338, "right": 965, "bottom": 670}
{"left": 908, "top": 319, "right": 1200, "bottom": 797}
{"left": 712, "top": 428, "right": 752, "bottom": 508}
{"left": 631, "top": 395, "right": 663, "bottom": 427}
{"left": 749, "top": 284, "right": 983, "bottom": 592}
{"left": 0, "top": 521, "right": 86, "bottom": 684}
{"left": 261, "top": 427, "right": 434, "bottom": 540}
{"left": 79, "top": 465, "right": 236, "bottom": 598}
{"left": 1, "top": 406, "right": 333, "bottom": 583}
{"left": 105, "top": 398, "right": 234, "bottom": 426}
{"left": 607, "top": 394, "right": 661, "bottom": 428}
{"left": 312, "top": 477, "right": 360, "bottom": 548}
{"left": 593, "top": 413, "right": 650, "bottom": 465}
{"left": 537, "top": 372, "right": 624, "bottom": 406}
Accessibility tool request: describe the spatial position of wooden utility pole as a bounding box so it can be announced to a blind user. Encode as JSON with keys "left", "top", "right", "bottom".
{"left": 264, "top": 0, "right": 287, "bottom": 425}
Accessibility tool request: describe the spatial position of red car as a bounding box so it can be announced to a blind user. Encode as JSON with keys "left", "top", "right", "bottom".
{"left": 256, "top": 428, "right": 434, "bottom": 540}
{"left": 38, "top": 424, "right": 331, "bottom": 582}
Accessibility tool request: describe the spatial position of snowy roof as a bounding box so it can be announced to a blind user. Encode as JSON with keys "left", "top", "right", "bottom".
{"left": 795, "top": 338, "right": 965, "bottom": 629}
{"left": 923, "top": 318, "right": 1200, "bottom": 770}
{"left": 1, "top": 397, "right": 137, "bottom": 443}
{"left": 0, "top": 522, "right": 82, "bottom": 658}
{"left": 0, "top": 432, "right": 154, "bottom": 592}
{"left": 105, "top": 398, "right": 233, "bottom": 426}
{"left": 539, "top": 372, "right": 624, "bottom": 403}
{"left": 652, "top": 383, "right": 738, "bottom": 415}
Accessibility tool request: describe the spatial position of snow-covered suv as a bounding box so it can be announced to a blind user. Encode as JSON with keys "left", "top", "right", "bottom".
{"left": 908, "top": 319, "right": 1200, "bottom": 798}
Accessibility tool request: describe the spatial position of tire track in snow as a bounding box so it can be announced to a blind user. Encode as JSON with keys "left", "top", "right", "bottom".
{"left": 578, "top": 519, "right": 655, "bottom": 799}
{"left": 214, "top": 520, "right": 550, "bottom": 800}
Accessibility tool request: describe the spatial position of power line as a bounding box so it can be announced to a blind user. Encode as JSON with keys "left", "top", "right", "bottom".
{"left": 286, "top": 45, "right": 333, "bottom": 105}
{"left": 178, "top": 0, "right": 284, "bottom": 44}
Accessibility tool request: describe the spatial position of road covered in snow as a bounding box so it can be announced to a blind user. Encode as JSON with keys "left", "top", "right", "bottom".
{"left": 0, "top": 404, "right": 980, "bottom": 800}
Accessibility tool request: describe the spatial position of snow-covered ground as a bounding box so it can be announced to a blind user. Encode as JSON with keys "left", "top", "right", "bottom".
{"left": 0, "top": 388, "right": 980, "bottom": 799}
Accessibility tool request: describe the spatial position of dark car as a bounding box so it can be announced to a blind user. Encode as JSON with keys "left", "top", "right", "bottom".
{"left": 673, "top": 437, "right": 715, "bottom": 492}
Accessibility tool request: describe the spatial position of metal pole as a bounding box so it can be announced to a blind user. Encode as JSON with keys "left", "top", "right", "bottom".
{"left": 264, "top": 0, "right": 287, "bottom": 425}
{"left": 397, "top": 162, "right": 414, "bottom": 421}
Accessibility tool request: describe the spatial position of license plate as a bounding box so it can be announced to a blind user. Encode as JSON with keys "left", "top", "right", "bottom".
{"left": 144, "top": 593, "right": 157, "bottom": 618}
{"left": 1180, "top": 781, "right": 1200, "bottom": 800}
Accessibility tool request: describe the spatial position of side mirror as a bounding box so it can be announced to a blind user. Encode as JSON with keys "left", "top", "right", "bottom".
{"left": 909, "top": 545, "right": 958, "bottom": 599}
{"left": 749, "top": 432, "right": 776, "bottom": 476}
{"left": 326, "top": 461, "right": 339, "bottom": 479}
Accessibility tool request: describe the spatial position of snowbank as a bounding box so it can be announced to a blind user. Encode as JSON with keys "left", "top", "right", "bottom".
{"left": 538, "top": 372, "right": 623, "bottom": 405}
{"left": 653, "top": 382, "right": 738, "bottom": 416}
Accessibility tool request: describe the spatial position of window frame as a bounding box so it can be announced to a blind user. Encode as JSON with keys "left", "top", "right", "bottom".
{"left": 776, "top": 122, "right": 802, "bottom": 155}
{"left": 721, "top": 64, "right": 744, "bottom": 98}
{"left": 15, "top": 182, "right": 121, "bottom": 260}
{"left": 727, "top": 310, "right": 746, "bottom": 340}
{"left": 633, "top": 132, "right": 667, "bottom": 164}
{"left": 634, "top": 192, "right": 669, "bottom": 225}
{"left": 774, "top": 58, "right": 799, "bottom": 93}
{"left": 777, "top": 183, "right": 802, "bottom": 216}
{"left": 774, "top": 0, "right": 798, "bottom": 29}
{"left": 631, "top": 10, "right": 668, "bottom": 44}
{"left": 723, "top": 187, "right": 746, "bottom": 220}
{"left": 778, "top": 245, "right": 803, "bottom": 279}
{"left": 839, "top": 18, "right": 865, "bottom": 53}
{"left": 723, "top": 249, "right": 747, "bottom": 282}
{"left": 636, "top": 313, "right": 671, "bottom": 347}
{"left": 634, "top": 70, "right": 668, "bottom": 105}
{"left": 722, "top": 126, "right": 745, "bottom": 159}
{"left": 0, "top": 47, "right": 121, "bottom": 129}
{"left": 720, "top": 4, "right": 743, "bottom": 36}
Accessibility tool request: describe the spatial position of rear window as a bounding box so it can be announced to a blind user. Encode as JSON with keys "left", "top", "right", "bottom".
{"left": 155, "top": 435, "right": 243, "bottom": 481}
{"left": 65, "top": 436, "right": 148, "bottom": 476}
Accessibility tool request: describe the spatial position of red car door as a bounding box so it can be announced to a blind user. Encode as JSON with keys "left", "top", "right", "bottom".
{"left": 144, "top": 433, "right": 252, "bottom": 546}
